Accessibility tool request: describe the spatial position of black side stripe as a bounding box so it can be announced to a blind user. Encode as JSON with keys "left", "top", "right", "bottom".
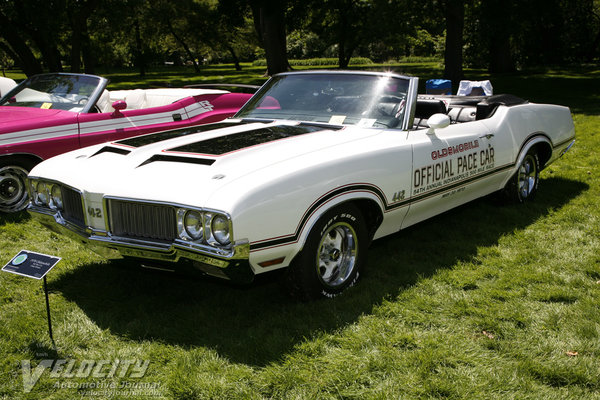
{"left": 250, "top": 162, "right": 515, "bottom": 251}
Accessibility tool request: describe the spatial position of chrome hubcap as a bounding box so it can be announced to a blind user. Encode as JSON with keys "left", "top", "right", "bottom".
{"left": 0, "top": 166, "right": 29, "bottom": 212}
{"left": 517, "top": 155, "right": 537, "bottom": 200}
{"left": 316, "top": 222, "right": 358, "bottom": 288}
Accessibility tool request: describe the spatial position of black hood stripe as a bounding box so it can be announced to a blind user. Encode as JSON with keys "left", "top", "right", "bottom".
{"left": 115, "top": 121, "right": 253, "bottom": 148}
{"left": 166, "top": 123, "right": 339, "bottom": 156}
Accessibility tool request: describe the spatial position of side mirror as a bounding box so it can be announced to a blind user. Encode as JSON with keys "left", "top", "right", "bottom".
{"left": 111, "top": 100, "right": 127, "bottom": 117}
{"left": 427, "top": 113, "right": 450, "bottom": 132}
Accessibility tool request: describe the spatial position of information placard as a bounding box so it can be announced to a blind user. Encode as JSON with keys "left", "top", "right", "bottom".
{"left": 2, "top": 250, "right": 61, "bottom": 280}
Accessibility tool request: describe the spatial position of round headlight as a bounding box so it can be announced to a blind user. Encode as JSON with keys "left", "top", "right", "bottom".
{"left": 50, "top": 185, "right": 63, "bottom": 210}
{"left": 211, "top": 214, "right": 231, "bottom": 245}
{"left": 36, "top": 182, "right": 49, "bottom": 205}
{"left": 184, "top": 210, "right": 203, "bottom": 240}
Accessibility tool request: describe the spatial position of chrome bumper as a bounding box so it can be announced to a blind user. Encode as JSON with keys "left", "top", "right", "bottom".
{"left": 29, "top": 206, "right": 254, "bottom": 282}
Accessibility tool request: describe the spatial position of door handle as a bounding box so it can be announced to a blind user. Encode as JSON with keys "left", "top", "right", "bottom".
{"left": 479, "top": 133, "right": 494, "bottom": 139}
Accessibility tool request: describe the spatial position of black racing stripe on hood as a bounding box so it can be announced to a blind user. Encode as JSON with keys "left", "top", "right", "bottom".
{"left": 167, "top": 123, "right": 339, "bottom": 156}
{"left": 116, "top": 121, "right": 254, "bottom": 148}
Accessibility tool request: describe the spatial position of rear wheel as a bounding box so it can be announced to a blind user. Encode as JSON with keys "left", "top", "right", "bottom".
{"left": 284, "top": 204, "right": 368, "bottom": 300}
{"left": 503, "top": 149, "right": 540, "bottom": 203}
{"left": 0, "top": 158, "right": 36, "bottom": 213}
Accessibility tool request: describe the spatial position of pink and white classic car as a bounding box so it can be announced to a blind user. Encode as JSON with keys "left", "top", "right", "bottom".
{"left": 0, "top": 73, "right": 252, "bottom": 212}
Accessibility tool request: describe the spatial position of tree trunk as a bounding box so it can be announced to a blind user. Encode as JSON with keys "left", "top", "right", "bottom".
{"left": 251, "top": 1, "right": 289, "bottom": 76}
{"left": 443, "top": 0, "right": 465, "bottom": 87}
{"left": 226, "top": 45, "right": 242, "bottom": 71}
{"left": 81, "top": 24, "right": 96, "bottom": 74}
{"left": 0, "top": 11, "right": 43, "bottom": 76}
{"left": 29, "top": 32, "right": 63, "bottom": 72}
{"left": 488, "top": 34, "right": 514, "bottom": 73}
{"left": 167, "top": 19, "right": 200, "bottom": 73}
{"left": 336, "top": 4, "right": 354, "bottom": 69}
{"left": 70, "top": 11, "right": 83, "bottom": 73}
{"left": 134, "top": 18, "right": 146, "bottom": 77}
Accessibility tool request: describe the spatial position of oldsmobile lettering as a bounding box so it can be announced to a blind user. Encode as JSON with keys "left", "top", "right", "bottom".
{"left": 431, "top": 140, "right": 480, "bottom": 160}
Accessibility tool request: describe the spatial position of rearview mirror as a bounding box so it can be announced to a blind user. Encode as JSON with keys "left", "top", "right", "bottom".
{"left": 427, "top": 113, "right": 450, "bottom": 130}
{"left": 111, "top": 100, "right": 127, "bottom": 117}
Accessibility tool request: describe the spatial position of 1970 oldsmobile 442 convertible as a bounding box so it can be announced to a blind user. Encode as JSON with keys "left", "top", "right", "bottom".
{"left": 27, "top": 71, "right": 575, "bottom": 299}
{"left": 0, "top": 73, "right": 252, "bottom": 212}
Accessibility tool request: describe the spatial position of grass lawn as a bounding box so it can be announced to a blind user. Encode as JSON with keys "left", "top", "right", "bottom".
{"left": 1, "top": 63, "right": 599, "bottom": 399}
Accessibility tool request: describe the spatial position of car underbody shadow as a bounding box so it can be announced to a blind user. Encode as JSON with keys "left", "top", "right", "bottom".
{"left": 0, "top": 209, "right": 31, "bottom": 226}
{"left": 51, "top": 176, "right": 587, "bottom": 367}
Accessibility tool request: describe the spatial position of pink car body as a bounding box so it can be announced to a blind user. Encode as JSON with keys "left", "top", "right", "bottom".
{"left": 0, "top": 73, "right": 252, "bottom": 213}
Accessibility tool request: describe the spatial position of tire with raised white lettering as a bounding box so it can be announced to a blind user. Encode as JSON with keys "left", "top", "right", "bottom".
{"left": 284, "top": 203, "right": 368, "bottom": 300}
{"left": 0, "top": 157, "right": 36, "bottom": 213}
{"left": 503, "top": 149, "right": 539, "bottom": 203}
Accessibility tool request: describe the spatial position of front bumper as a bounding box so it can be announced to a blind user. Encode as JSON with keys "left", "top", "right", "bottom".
{"left": 29, "top": 206, "right": 254, "bottom": 283}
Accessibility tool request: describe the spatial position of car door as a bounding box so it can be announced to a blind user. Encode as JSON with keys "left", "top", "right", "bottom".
{"left": 401, "top": 119, "right": 508, "bottom": 229}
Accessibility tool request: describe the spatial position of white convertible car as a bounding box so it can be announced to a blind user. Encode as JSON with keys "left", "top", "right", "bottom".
{"left": 28, "top": 71, "right": 575, "bottom": 299}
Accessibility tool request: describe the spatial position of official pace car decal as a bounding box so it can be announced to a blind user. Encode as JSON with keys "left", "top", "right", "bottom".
{"left": 414, "top": 140, "right": 496, "bottom": 195}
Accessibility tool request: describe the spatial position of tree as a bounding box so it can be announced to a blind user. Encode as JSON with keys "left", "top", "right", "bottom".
{"left": 68, "top": 0, "right": 99, "bottom": 73}
{"left": 442, "top": 0, "right": 465, "bottom": 85}
{"left": 250, "top": 0, "right": 290, "bottom": 75}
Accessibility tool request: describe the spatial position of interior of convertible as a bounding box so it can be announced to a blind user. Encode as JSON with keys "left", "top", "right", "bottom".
{"left": 93, "top": 88, "right": 226, "bottom": 113}
{"left": 235, "top": 73, "right": 528, "bottom": 130}
{"left": 412, "top": 94, "right": 528, "bottom": 129}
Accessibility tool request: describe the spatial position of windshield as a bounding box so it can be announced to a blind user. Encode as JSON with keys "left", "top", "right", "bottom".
{"left": 235, "top": 73, "right": 411, "bottom": 128}
{"left": 0, "top": 73, "right": 105, "bottom": 113}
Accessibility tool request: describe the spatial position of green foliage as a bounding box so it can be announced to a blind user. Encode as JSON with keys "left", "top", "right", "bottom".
{"left": 0, "top": 64, "right": 599, "bottom": 399}
{"left": 252, "top": 57, "right": 374, "bottom": 67}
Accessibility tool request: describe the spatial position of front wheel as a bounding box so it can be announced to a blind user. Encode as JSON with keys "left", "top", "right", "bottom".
{"left": 502, "top": 149, "right": 540, "bottom": 203}
{"left": 0, "top": 158, "right": 36, "bottom": 213}
{"left": 284, "top": 204, "right": 368, "bottom": 300}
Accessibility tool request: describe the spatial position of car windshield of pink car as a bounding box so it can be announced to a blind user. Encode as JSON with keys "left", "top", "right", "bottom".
{"left": 0, "top": 73, "right": 108, "bottom": 114}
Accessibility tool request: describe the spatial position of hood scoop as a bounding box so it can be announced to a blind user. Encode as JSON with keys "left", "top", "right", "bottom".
{"left": 137, "top": 154, "right": 215, "bottom": 168}
{"left": 167, "top": 123, "right": 338, "bottom": 156}
{"left": 90, "top": 146, "right": 131, "bottom": 157}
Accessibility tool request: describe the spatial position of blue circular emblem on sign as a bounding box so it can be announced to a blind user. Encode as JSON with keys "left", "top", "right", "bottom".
{"left": 12, "top": 254, "right": 28, "bottom": 265}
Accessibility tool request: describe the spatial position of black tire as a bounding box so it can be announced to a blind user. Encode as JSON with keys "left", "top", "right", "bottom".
{"left": 0, "top": 157, "right": 37, "bottom": 213}
{"left": 502, "top": 149, "right": 540, "bottom": 203}
{"left": 284, "top": 203, "right": 368, "bottom": 300}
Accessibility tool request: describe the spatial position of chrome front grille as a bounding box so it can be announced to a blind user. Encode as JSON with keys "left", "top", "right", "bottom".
{"left": 61, "top": 186, "right": 85, "bottom": 226}
{"left": 108, "top": 199, "right": 177, "bottom": 241}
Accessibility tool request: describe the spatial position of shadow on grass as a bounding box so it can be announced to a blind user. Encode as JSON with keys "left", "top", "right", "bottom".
{"left": 0, "top": 210, "right": 31, "bottom": 226}
{"left": 51, "top": 177, "right": 587, "bottom": 367}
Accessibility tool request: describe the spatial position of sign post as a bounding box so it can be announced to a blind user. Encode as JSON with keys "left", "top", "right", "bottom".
{"left": 2, "top": 250, "right": 61, "bottom": 349}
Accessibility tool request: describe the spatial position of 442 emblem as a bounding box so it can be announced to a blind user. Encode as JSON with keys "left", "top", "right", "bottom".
{"left": 87, "top": 206, "right": 102, "bottom": 218}
{"left": 392, "top": 190, "right": 406, "bottom": 202}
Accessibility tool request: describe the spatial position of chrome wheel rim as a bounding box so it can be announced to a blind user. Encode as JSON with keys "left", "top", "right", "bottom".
{"left": 517, "top": 154, "right": 537, "bottom": 200}
{"left": 316, "top": 222, "right": 358, "bottom": 288}
{"left": 0, "top": 166, "right": 29, "bottom": 212}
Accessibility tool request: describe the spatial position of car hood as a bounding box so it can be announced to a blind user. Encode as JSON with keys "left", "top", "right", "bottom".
{"left": 30, "top": 120, "right": 381, "bottom": 209}
{"left": 0, "top": 106, "right": 74, "bottom": 133}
